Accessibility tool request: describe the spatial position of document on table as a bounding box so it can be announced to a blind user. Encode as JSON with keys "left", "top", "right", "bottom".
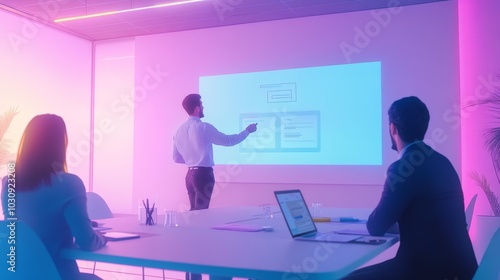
{"left": 103, "top": 231, "right": 140, "bottom": 241}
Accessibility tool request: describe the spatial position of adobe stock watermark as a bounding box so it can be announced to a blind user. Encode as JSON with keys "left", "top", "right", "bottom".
{"left": 339, "top": 0, "right": 403, "bottom": 63}
{"left": 59, "top": 64, "right": 169, "bottom": 173}
{"left": 174, "top": 160, "right": 248, "bottom": 226}
{"left": 4, "top": 162, "right": 17, "bottom": 274}
{"left": 211, "top": 104, "right": 296, "bottom": 189}
{"left": 178, "top": 105, "right": 295, "bottom": 225}
{"left": 428, "top": 71, "right": 500, "bottom": 149}
{"left": 385, "top": 141, "right": 435, "bottom": 192}
{"left": 211, "top": 0, "right": 243, "bottom": 21}
{"left": 444, "top": 72, "right": 500, "bottom": 130}
{"left": 8, "top": 0, "right": 71, "bottom": 54}
{"left": 177, "top": 148, "right": 258, "bottom": 225}
{"left": 385, "top": 71, "right": 500, "bottom": 192}
{"left": 281, "top": 242, "right": 341, "bottom": 280}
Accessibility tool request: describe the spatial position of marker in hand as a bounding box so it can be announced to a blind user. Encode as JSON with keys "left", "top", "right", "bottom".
{"left": 246, "top": 123, "right": 258, "bottom": 133}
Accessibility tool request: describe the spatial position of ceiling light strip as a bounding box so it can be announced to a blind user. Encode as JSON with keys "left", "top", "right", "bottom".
{"left": 54, "top": 0, "right": 204, "bottom": 22}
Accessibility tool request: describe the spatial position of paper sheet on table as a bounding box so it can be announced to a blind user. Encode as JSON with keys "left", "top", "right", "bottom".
{"left": 334, "top": 229, "right": 371, "bottom": 236}
{"left": 93, "top": 226, "right": 113, "bottom": 231}
{"left": 211, "top": 224, "right": 264, "bottom": 232}
{"left": 103, "top": 231, "right": 140, "bottom": 241}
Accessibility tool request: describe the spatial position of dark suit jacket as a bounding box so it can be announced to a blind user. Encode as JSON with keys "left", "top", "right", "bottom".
{"left": 367, "top": 142, "right": 478, "bottom": 279}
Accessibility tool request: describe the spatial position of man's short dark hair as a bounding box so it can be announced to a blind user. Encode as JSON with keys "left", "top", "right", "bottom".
{"left": 388, "top": 96, "right": 430, "bottom": 143}
{"left": 182, "top": 94, "right": 201, "bottom": 115}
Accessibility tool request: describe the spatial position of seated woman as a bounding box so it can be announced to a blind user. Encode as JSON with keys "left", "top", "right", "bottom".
{"left": 1, "top": 114, "right": 107, "bottom": 280}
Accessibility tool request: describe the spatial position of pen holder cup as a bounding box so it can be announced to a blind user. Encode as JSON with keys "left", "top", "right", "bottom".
{"left": 138, "top": 207, "right": 157, "bottom": 225}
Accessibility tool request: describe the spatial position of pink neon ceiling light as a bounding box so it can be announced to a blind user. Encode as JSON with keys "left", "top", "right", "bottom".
{"left": 54, "top": 0, "right": 204, "bottom": 22}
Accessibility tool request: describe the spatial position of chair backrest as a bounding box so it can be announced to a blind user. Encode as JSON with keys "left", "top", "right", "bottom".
{"left": 465, "top": 194, "right": 478, "bottom": 231}
{"left": 86, "top": 192, "right": 113, "bottom": 220}
{"left": 0, "top": 220, "right": 62, "bottom": 280}
{"left": 473, "top": 227, "right": 500, "bottom": 279}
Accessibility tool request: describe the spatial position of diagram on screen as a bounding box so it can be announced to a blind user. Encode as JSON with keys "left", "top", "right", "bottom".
{"left": 260, "top": 82, "right": 297, "bottom": 103}
{"left": 200, "top": 61, "right": 382, "bottom": 165}
{"left": 240, "top": 111, "right": 320, "bottom": 153}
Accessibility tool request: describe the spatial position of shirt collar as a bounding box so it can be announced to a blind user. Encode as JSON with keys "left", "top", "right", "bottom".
{"left": 399, "top": 140, "right": 423, "bottom": 159}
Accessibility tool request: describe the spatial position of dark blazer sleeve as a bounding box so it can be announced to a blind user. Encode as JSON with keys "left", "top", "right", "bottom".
{"left": 367, "top": 161, "right": 414, "bottom": 236}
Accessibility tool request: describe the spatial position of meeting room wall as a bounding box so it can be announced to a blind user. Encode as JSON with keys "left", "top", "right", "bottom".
{"left": 91, "top": 38, "right": 136, "bottom": 214}
{"left": 0, "top": 8, "right": 92, "bottom": 218}
{"left": 459, "top": 0, "right": 500, "bottom": 219}
{"left": 458, "top": 0, "right": 500, "bottom": 259}
{"left": 128, "top": 1, "right": 461, "bottom": 213}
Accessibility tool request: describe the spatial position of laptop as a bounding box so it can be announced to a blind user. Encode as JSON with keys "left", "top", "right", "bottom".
{"left": 274, "top": 189, "right": 369, "bottom": 243}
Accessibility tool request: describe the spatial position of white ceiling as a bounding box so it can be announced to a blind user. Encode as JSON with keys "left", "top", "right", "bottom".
{"left": 0, "top": 0, "right": 445, "bottom": 41}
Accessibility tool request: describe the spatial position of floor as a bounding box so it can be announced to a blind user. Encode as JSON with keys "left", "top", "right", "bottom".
{"left": 78, "top": 260, "right": 248, "bottom": 280}
{"left": 77, "top": 244, "right": 399, "bottom": 280}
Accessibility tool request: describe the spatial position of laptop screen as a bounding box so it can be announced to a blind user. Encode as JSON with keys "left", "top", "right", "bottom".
{"left": 275, "top": 190, "right": 317, "bottom": 237}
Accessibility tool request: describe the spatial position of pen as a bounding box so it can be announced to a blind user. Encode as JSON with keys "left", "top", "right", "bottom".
{"left": 331, "top": 217, "right": 360, "bottom": 223}
{"left": 312, "top": 217, "right": 361, "bottom": 222}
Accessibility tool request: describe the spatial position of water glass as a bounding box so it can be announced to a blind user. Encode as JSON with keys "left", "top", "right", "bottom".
{"left": 164, "top": 210, "right": 178, "bottom": 227}
{"left": 262, "top": 205, "right": 273, "bottom": 219}
{"left": 311, "top": 202, "right": 323, "bottom": 218}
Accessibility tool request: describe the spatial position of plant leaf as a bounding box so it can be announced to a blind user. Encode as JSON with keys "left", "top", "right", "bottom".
{"left": 0, "top": 107, "right": 18, "bottom": 141}
{"left": 470, "top": 171, "right": 500, "bottom": 216}
{"left": 484, "top": 127, "right": 500, "bottom": 172}
{"left": 0, "top": 107, "right": 19, "bottom": 166}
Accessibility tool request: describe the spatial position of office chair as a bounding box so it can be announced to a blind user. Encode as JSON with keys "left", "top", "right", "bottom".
{"left": 465, "top": 194, "right": 478, "bottom": 231}
{"left": 85, "top": 192, "right": 114, "bottom": 274}
{"left": 86, "top": 192, "right": 113, "bottom": 220}
{"left": 473, "top": 227, "right": 500, "bottom": 279}
{"left": 85, "top": 193, "right": 159, "bottom": 279}
{"left": 85, "top": 193, "right": 166, "bottom": 279}
{"left": 0, "top": 220, "right": 100, "bottom": 280}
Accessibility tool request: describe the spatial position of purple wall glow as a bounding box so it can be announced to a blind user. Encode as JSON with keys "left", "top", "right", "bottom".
{"left": 131, "top": 1, "right": 460, "bottom": 211}
{"left": 1, "top": 0, "right": 497, "bottom": 264}
{"left": 92, "top": 38, "right": 136, "bottom": 213}
{"left": 0, "top": 12, "right": 92, "bottom": 181}
{"left": 458, "top": 0, "right": 500, "bottom": 261}
{"left": 0, "top": 9, "right": 92, "bottom": 218}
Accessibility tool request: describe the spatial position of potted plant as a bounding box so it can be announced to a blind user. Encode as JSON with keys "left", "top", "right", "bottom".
{"left": 466, "top": 72, "right": 500, "bottom": 217}
{"left": 465, "top": 72, "right": 500, "bottom": 261}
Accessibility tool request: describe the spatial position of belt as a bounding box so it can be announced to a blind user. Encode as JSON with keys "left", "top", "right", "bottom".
{"left": 188, "top": 166, "right": 212, "bottom": 170}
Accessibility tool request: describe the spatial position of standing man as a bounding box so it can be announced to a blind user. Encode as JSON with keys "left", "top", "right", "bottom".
{"left": 343, "top": 96, "right": 477, "bottom": 280}
{"left": 173, "top": 93, "right": 257, "bottom": 211}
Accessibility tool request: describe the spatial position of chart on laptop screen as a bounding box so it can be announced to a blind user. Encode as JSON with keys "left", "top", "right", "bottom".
{"left": 276, "top": 192, "right": 316, "bottom": 236}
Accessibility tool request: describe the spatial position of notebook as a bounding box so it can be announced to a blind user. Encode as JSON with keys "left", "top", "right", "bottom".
{"left": 274, "top": 189, "right": 365, "bottom": 243}
{"left": 103, "top": 231, "right": 140, "bottom": 241}
{"left": 212, "top": 224, "right": 271, "bottom": 232}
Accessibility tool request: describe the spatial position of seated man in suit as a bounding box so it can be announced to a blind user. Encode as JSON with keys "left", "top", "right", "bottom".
{"left": 343, "top": 96, "right": 477, "bottom": 280}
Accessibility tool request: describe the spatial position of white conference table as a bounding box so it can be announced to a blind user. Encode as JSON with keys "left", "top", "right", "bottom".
{"left": 60, "top": 207, "right": 399, "bottom": 280}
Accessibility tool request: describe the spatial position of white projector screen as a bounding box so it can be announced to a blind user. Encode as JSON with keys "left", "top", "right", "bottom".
{"left": 132, "top": 0, "right": 460, "bottom": 186}
{"left": 201, "top": 61, "right": 382, "bottom": 166}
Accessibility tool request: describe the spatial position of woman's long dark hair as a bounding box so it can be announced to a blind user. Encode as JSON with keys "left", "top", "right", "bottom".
{"left": 16, "top": 114, "right": 68, "bottom": 191}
